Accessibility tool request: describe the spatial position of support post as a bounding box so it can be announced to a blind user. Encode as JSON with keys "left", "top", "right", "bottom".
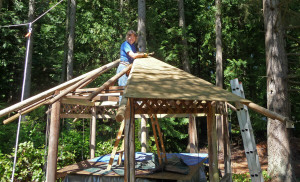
{"left": 124, "top": 98, "right": 135, "bottom": 182}
{"left": 46, "top": 91, "right": 61, "bottom": 182}
{"left": 141, "top": 116, "right": 147, "bottom": 153}
{"left": 223, "top": 110, "right": 232, "bottom": 181}
{"left": 207, "top": 102, "right": 219, "bottom": 182}
{"left": 90, "top": 106, "right": 96, "bottom": 159}
{"left": 188, "top": 114, "right": 198, "bottom": 153}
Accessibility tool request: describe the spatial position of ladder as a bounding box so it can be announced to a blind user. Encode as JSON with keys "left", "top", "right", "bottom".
{"left": 230, "top": 78, "right": 264, "bottom": 182}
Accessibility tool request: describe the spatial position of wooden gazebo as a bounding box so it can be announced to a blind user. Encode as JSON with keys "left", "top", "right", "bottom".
{"left": 0, "top": 57, "right": 289, "bottom": 182}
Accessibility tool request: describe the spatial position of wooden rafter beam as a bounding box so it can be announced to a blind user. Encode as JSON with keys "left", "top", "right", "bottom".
{"left": 49, "top": 60, "right": 120, "bottom": 105}
{"left": 85, "top": 64, "right": 132, "bottom": 101}
{"left": 0, "top": 60, "right": 120, "bottom": 118}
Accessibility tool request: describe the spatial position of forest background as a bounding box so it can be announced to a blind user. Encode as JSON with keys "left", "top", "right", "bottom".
{"left": 0, "top": 0, "right": 299, "bottom": 181}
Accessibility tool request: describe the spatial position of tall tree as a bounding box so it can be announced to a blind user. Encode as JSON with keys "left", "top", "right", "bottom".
{"left": 178, "top": 0, "right": 196, "bottom": 153}
{"left": 23, "top": 0, "right": 35, "bottom": 99}
{"left": 215, "top": 0, "right": 224, "bottom": 152}
{"left": 177, "top": 0, "right": 190, "bottom": 73}
{"left": 67, "top": 0, "right": 76, "bottom": 81}
{"left": 138, "top": 0, "right": 147, "bottom": 153}
{"left": 60, "top": 0, "right": 70, "bottom": 83}
{"left": 263, "top": 0, "right": 295, "bottom": 181}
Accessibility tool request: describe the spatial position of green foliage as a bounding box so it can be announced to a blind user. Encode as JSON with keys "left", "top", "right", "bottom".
{"left": 148, "top": 118, "right": 189, "bottom": 153}
{"left": 0, "top": 141, "right": 45, "bottom": 182}
{"left": 232, "top": 170, "right": 271, "bottom": 182}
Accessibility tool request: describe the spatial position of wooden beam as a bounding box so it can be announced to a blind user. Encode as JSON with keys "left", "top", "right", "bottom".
{"left": 89, "top": 107, "right": 96, "bottom": 159}
{"left": 129, "top": 98, "right": 135, "bottom": 182}
{"left": 46, "top": 91, "right": 61, "bottom": 182}
{"left": 243, "top": 102, "right": 288, "bottom": 123}
{"left": 150, "top": 115, "right": 162, "bottom": 165}
{"left": 0, "top": 61, "right": 120, "bottom": 118}
{"left": 75, "top": 86, "right": 125, "bottom": 93}
{"left": 86, "top": 64, "right": 132, "bottom": 101}
{"left": 188, "top": 114, "right": 198, "bottom": 153}
{"left": 207, "top": 102, "right": 219, "bottom": 182}
{"left": 3, "top": 100, "right": 49, "bottom": 124}
{"left": 107, "top": 120, "right": 125, "bottom": 170}
{"left": 49, "top": 60, "right": 120, "bottom": 105}
{"left": 116, "top": 97, "right": 128, "bottom": 122}
{"left": 154, "top": 114, "right": 167, "bottom": 162}
{"left": 222, "top": 108, "right": 232, "bottom": 181}
{"left": 140, "top": 116, "right": 147, "bottom": 153}
{"left": 124, "top": 99, "right": 135, "bottom": 182}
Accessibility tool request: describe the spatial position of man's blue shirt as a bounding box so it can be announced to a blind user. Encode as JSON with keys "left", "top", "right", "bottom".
{"left": 120, "top": 41, "right": 136, "bottom": 64}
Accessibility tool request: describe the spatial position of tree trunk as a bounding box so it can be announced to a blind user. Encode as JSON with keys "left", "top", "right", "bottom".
{"left": 215, "top": 0, "right": 223, "bottom": 152}
{"left": 263, "top": 0, "right": 295, "bottom": 181}
{"left": 178, "top": 0, "right": 190, "bottom": 73}
{"left": 24, "top": 0, "right": 34, "bottom": 99}
{"left": 138, "top": 0, "right": 147, "bottom": 152}
{"left": 67, "top": 0, "right": 76, "bottom": 81}
{"left": 61, "top": 0, "right": 70, "bottom": 83}
{"left": 138, "top": 0, "right": 146, "bottom": 52}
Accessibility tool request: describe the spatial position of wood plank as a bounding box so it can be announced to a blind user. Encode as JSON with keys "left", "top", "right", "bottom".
{"left": 124, "top": 58, "right": 251, "bottom": 103}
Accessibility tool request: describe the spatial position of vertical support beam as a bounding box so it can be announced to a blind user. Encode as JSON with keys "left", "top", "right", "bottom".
{"left": 90, "top": 106, "right": 96, "bottom": 159}
{"left": 207, "top": 102, "right": 219, "bottom": 182}
{"left": 124, "top": 98, "right": 135, "bottom": 182}
{"left": 223, "top": 110, "right": 232, "bottom": 181}
{"left": 150, "top": 115, "right": 162, "bottom": 164}
{"left": 129, "top": 99, "right": 135, "bottom": 182}
{"left": 189, "top": 114, "right": 198, "bottom": 153}
{"left": 46, "top": 91, "right": 61, "bottom": 182}
{"left": 141, "top": 117, "right": 147, "bottom": 153}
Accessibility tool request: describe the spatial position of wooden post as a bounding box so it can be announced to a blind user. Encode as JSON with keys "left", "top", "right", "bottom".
{"left": 223, "top": 112, "right": 232, "bottom": 181}
{"left": 46, "top": 91, "right": 61, "bottom": 182}
{"left": 141, "top": 116, "right": 147, "bottom": 153}
{"left": 124, "top": 98, "right": 135, "bottom": 182}
{"left": 188, "top": 114, "right": 198, "bottom": 153}
{"left": 90, "top": 106, "right": 96, "bottom": 159}
{"left": 150, "top": 115, "right": 162, "bottom": 164}
{"left": 207, "top": 102, "right": 219, "bottom": 182}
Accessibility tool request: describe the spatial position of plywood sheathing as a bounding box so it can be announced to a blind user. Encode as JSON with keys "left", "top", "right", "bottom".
{"left": 124, "top": 57, "right": 251, "bottom": 103}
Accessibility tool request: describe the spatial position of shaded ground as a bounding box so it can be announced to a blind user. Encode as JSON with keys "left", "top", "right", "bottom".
{"left": 199, "top": 137, "right": 300, "bottom": 179}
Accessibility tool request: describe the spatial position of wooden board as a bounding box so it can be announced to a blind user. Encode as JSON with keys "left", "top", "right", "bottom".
{"left": 124, "top": 57, "right": 251, "bottom": 103}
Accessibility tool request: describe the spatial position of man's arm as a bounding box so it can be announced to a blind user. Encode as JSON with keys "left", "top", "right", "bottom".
{"left": 127, "top": 51, "right": 147, "bottom": 59}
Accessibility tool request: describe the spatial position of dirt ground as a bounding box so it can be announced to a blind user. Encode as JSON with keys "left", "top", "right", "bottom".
{"left": 199, "top": 137, "right": 300, "bottom": 179}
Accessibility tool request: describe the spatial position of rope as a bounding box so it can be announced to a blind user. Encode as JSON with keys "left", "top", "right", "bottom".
{"left": 10, "top": 22, "right": 33, "bottom": 182}
{"left": 9, "top": 1, "right": 65, "bottom": 179}
{"left": 0, "top": 0, "right": 64, "bottom": 28}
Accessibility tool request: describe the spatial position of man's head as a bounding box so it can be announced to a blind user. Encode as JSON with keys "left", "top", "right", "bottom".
{"left": 126, "top": 30, "right": 137, "bottom": 44}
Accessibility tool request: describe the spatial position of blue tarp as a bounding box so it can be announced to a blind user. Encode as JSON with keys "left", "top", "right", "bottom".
{"left": 89, "top": 152, "right": 208, "bottom": 166}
